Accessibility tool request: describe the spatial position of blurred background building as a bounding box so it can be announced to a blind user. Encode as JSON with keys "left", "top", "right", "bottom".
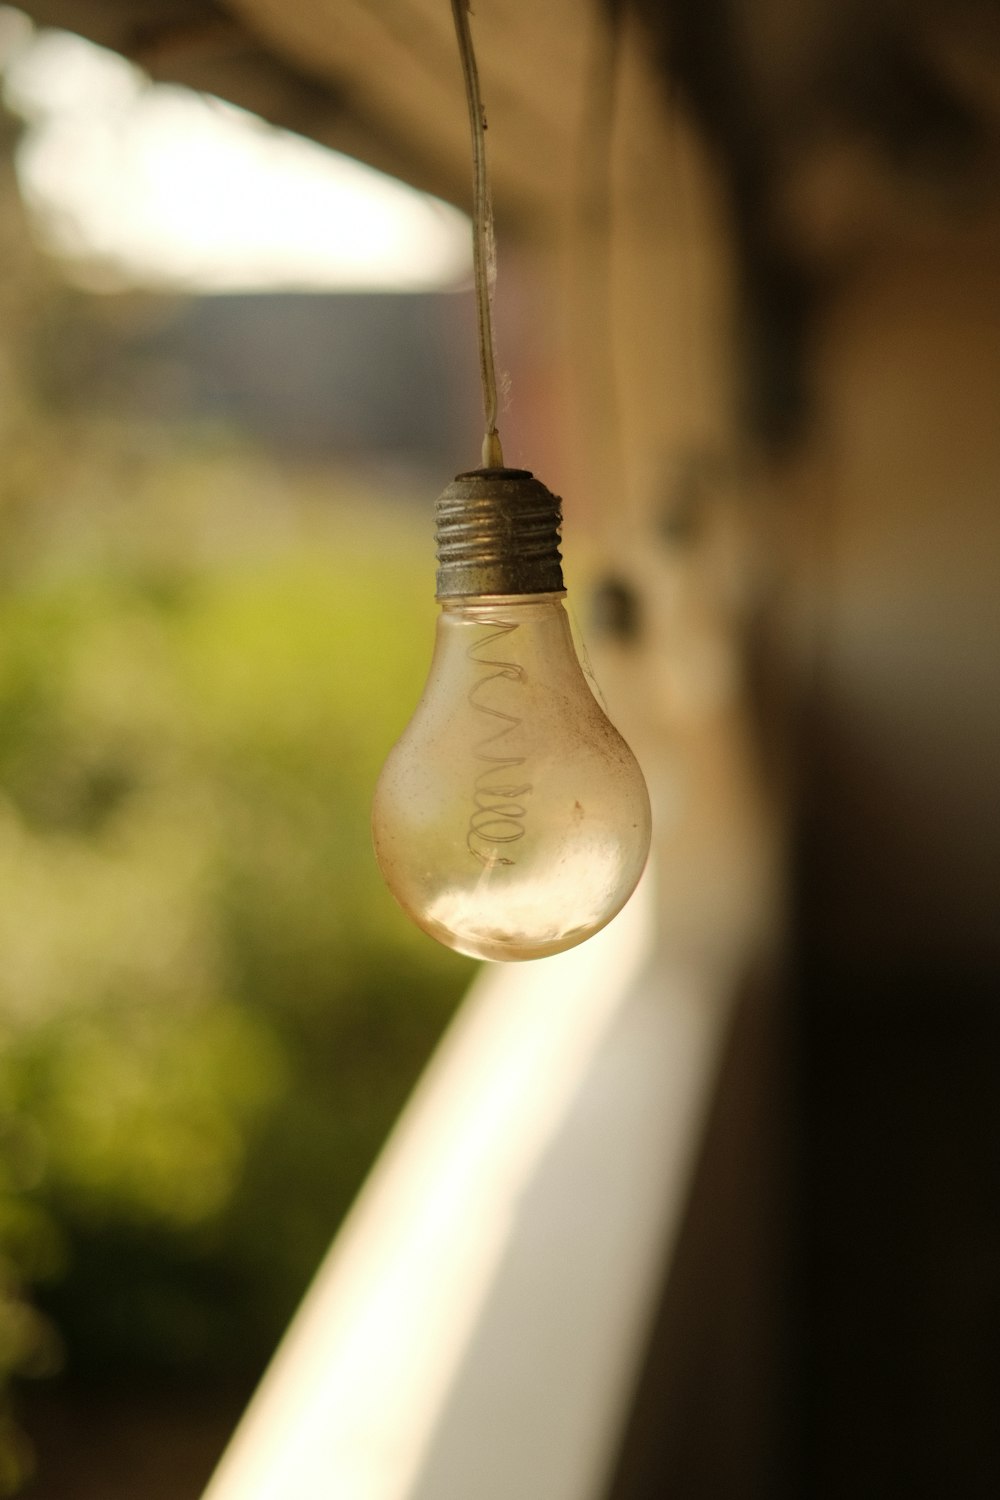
{"left": 0, "top": 2, "right": 998, "bottom": 1499}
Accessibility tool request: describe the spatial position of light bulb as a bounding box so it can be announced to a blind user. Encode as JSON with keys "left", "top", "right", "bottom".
{"left": 373, "top": 468, "right": 651, "bottom": 962}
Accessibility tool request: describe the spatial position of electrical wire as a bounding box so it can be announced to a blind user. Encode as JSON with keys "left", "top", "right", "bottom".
{"left": 449, "top": 0, "right": 504, "bottom": 468}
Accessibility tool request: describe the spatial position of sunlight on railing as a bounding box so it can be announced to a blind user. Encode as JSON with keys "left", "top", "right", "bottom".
{"left": 203, "top": 876, "right": 656, "bottom": 1500}
{"left": 203, "top": 865, "right": 739, "bottom": 1500}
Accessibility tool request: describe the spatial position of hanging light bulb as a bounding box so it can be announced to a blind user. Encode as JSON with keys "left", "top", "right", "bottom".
{"left": 373, "top": 468, "right": 651, "bottom": 961}
{"left": 372, "top": 2, "right": 649, "bottom": 960}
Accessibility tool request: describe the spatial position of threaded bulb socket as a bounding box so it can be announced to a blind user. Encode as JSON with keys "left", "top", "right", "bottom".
{"left": 435, "top": 468, "right": 565, "bottom": 598}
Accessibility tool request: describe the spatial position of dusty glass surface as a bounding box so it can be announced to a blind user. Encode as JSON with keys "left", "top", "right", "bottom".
{"left": 373, "top": 595, "right": 651, "bottom": 960}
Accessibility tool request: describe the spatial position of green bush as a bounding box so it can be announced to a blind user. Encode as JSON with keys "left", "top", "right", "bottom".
{"left": 0, "top": 435, "right": 474, "bottom": 1473}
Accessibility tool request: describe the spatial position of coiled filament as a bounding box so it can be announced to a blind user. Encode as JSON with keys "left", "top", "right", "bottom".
{"left": 466, "top": 617, "right": 531, "bottom": 865}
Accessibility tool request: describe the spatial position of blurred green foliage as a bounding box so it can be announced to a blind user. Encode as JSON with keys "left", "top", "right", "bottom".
{"left": 0, "top": 423, "right": 476, "bottom": 1487}
{"left": 0, "top": 91, "right": 475, "bottom": 1492}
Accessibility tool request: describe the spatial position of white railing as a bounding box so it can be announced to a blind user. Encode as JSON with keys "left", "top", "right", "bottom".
{"left": 203, "top": 868, "right": 743, "bottom": 1500}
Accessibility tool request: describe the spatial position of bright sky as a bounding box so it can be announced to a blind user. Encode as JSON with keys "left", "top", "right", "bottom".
{"left": 0, "top": 12, "right": 472, "bottom": 293}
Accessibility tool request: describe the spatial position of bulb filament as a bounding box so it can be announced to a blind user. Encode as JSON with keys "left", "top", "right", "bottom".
{"left": 465, "top": 617, "right": 531, "bottom": 865}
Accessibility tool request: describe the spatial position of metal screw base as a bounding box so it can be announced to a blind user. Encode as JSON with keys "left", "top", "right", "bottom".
{"left": 435, "top": 468, "right": 565, "bottom": 598}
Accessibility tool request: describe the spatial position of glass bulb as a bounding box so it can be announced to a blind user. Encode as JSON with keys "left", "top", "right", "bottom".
{"left": 373, "top": 592, "right": 651, "bottom": 961}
